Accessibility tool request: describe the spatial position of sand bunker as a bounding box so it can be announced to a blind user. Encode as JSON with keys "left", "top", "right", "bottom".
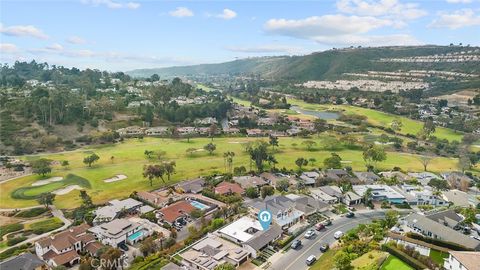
{"left": 31, "top": 177, "right": 64, "bottom": 186}
{"left": 104, "top": 174, "right": 127, "bottom": 183}
{"left": 228, "top": 141, "right": 245, "bottom": 144}
{"left": 52, "top": 185, "right": 83, "bottom": 195}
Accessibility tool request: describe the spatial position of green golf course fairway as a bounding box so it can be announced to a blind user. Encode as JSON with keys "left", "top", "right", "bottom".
{"left": 0, "top": 137, "right": 460, "bottom": 209}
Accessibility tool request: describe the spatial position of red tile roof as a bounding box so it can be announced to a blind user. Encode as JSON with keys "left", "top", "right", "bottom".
{"left": 159, "top": 200, "right": 196, "bottom": 223}
{"left": 50, "top": 250, "right": 80, "bottom": 266}
{"left": 215, "top": 182, "right": 244, "bottom": 195}
{"left": 84, "top": 241, "right": 105, "bottom": 256}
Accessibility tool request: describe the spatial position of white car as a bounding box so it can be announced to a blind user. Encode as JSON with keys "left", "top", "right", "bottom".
{"left": 334, "top": 230, "right": 344, "bottom": 239}
{"left": 304, "top": 230, "right": 315, "bottom": 239}
{"left": 306, "top": 255, "right": 316, "bottom": 266}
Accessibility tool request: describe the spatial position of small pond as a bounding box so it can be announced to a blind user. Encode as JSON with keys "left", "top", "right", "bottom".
{"left": 291, "top": 105, "right": 340, "bottom": 120}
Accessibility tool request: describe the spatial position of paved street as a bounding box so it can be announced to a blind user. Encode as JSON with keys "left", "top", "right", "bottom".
{"left": 266, "top": 210, "right": 388, "bottom": 270}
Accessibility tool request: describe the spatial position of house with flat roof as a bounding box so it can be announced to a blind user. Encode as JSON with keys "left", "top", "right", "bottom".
{"left": 352, "top": 185, "right": 406, "bottom": 204}
{"left": 176, "top": 178, "right": 205, "bottom": 194}
{"left": 444, "top": 251, "right": 480, "bottom": 270}
{"left": 93, "top": 198, "right": 143, "bottom": 225}
{"left": 179, "top": 234, "right": 250, "bottom": 270}
{"left": 353, "top": 171, "right": 380, "bottom": 184}
{"left": 89, "top": 218, "right": 148, "bottom": 247}
{"left": 404, "top": 213, "right": 480, "bottom": 251}
{"left": 233, "top": 176, "right": 268, "bottom": 189}
{"left": 217, "top": 216, "right": 282, "bottom": 258}
{"left": 0, "top": 253, "right": 47, "bottom": 270}
{"left": 393, "top": 185, "right": 447, "bottom": 206}
{"left": 35, "top": 224, "right": 98, "bottom": 268}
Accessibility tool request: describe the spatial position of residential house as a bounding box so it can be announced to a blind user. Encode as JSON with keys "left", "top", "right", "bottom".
{"left": 136, "top": 191, "right": 165, "bottom": 208}
{"left": 180, "top": 234, "right": 250, "bottom": 270}
{"left": 246, "top": 129, "right": 264, "bottom": 137}
{"left": 285, "top": 194, "right": 330, "bottom": 214}
{"left": 441, "top": 172, "right": 473, "bottom": 189}
{"left": 408, "top": 172, "right": 441, "bottom": 186}
{"left": 218, "top": 216, "right": 282, "bottom": 258}
{"left": 444, "top": 251, "right": 480, "bottom": 270}
{"left": 299, "top": 171, "right": 320, "bottom": 187}
{"left": 404, "top": 213, "right": 480, "bottom": 251}
{"left": 89, "top": 218, "right": 148, "bottom": 247}
{"left": 214, "top": 182, "right": 244, "bottom": 195}
{"left": 343, "top": 191, "right": 363, "bottom": 206}
{"left": 352, "top": 185, "right": 406, "bottom": 204}
{"left": 233, "top": 176, "right": 268, "bottom": 190}
{"left": 247, "top": 195, "right": 305, "bottom": 230}
{"left": 145, "top": 126, "right": 168, "bottom": 136}
{"left": 93, "top": 198, "right": 143, "bottom": 225}
{"left": 317, "top": 186, "right": 344, "bottom": 201}
{"left": 394, "top": 185, "right": 447, "bottom": 206}
{"left": 379, "top": 171, "right": 412, "bottom": 182}
{"left": 158, "top": 200, "right": 196, "bottom": 225}
{"left": 0, "top": 253, "right": 47, "bottom": 270}
{"left": 353, "top": 172, "right": 380, "bottom": 184}
{"left": 309, "top": 188, "right": 338, "bottom": 204}
{"left": 35, "top": 224, "right": 97, "bottom": 268}
{"left": 442, "top": 189, "right": 474, "bottom": 207}
{"left": 176, "top": 178, "right": 205, "bottom": 194}
{"left": 426, "top": 209, "right": 463, "bottom": 229}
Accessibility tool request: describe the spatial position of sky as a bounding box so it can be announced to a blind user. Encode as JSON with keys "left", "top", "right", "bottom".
{"left": 1, "top": 0, "right": 480, "bottom": 71}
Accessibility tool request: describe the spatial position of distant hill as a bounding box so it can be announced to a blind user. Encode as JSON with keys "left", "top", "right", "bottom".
{"left": 127, "top": 45, "right": 480, "bottom": 81}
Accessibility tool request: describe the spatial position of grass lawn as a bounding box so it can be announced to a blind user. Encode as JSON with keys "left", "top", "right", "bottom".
{"left": 380, "top": 255, "right": 413, "bottom": 270}
{"left": 11, "top": 174, "right": 90, "bottom": 200}
{"left": 0, "top": 137, "right": 460, "bottom": 209}
{"left": 430, "top": 249, "right": 449, "bottom": 265}
{"left": 310, "top": 248, "right": 337, "bottom": 270}
{"left": 288, "top": 98, "right": 463, "bottom": 142}
{"left": 25, "top": 217, "right": 63, "bottom": 234}
{"left": 351, "top": 250, "right": 389, "bottom": 269}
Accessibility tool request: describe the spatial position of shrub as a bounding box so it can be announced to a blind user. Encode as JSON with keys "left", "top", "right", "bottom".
{"left": 29, "top": 217, "right": 64, "bottom": 235}
{"left": 406, "top": 232, "right": 473, "bottom": 251}
{"left": 15, "top": 208, "right": 48, "bottom": 218}
{"left": 7, "top": 236, "right": 27, "bottom": 246}
{"left": 0, "top": 223, "right": 24, "bottom": 238}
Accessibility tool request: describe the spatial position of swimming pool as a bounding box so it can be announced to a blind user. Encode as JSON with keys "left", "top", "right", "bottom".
{"left": 190, "top": 200, "right": 209, "bottom": 210}
{"left": 128, "top": 231, "right": 143, "bottom": 242}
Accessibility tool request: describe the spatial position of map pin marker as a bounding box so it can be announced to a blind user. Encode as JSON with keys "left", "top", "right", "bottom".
{"left": 258, "top": 209, "right": 272, "bottom": 230}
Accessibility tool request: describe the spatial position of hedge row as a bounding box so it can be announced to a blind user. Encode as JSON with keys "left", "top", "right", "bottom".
{"left": 0, "top": 223, "right": 24, "bottom": 239}
{"left": 382, "top": 244, "right": 428, "bottom": 270}
{"left": 406, "top": 232, "right": 473, "bottom": 251}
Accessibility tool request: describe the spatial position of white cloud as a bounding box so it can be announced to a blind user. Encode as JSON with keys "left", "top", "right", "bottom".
{"left": 264, "top": 14, "right": 422, "bottom": 46}
{"left": 225, "top": 44, "right": 303, "bottom": 54}
{"left": 446, "top": 0, "right": 473, "bottom": 3}
{"left": 336, "top": 0, "right": 427, "bottom": 19}
{"left": 66, "top": 36, "right": 87, "bottom": 44}
{"left": 217, "top": 9, "right": 237, "bottom": 20}
{"left": 429, "top": 9, "right": 480, "bottom": 29}
{"left": 169, "top": 7, "right": 194, "bottom": 18}
{"left": 46, "top": 43, "right": 64, "bottom": 51}
{"left": 81, "top": 0, "right": 140, "bottom": 10}
{"left": 265, "top": 15, "right": 392, "bottom": 38}
{"left": 0, "top": 23, "right": 48, "bottom": 39}
{"left": 0, "top": 43, "right": 19, "bottom": 53}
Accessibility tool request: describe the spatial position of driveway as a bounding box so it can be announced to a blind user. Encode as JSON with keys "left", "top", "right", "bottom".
{"left": 266, "top": 210, "right": 388, "bottom": 270}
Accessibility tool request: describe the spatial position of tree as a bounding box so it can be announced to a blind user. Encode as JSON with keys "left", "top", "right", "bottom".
{"left": 362, "top": 145, "right": 387, "bottom": 168}
{"left": 144, "top": 150, "right": 154, "bottom": 159}
{"left": 37, "top": 192, "right": 55, "bottom": 209}
{"left": 79, "top": 190, "right": 93, "bottom": 207}
{"left": 83, "top": 153, "right": 99, "bottom": 167}
{"left": 261, "top": 185, "right": 275, "bottom": 199}
{"left": 308, "top": 157, "right": 317, "bottom": 166}
{"left": 99, "top": 247, "right": 122, "bottom": 270}
{"left": 422, "top": 118, "right": 436, "bottom": 138}
{"left": 459, "top": 154, "right": 472, "bottom": 173}
{"left": 428, "top": 178, "right": 449, "bottom": 191}
{"left": 418, "top": 156, "right": 433, "bottom": 171}
{"left": 139, "top": 236, "right": 157, "bottom": 256}
{"left": 302, "top": 140, "right": 317, "bottom": 151}
{"left": 31, "top": 158, "right": 52, "bottom": 176}
{"left": 269, "top": 135, "right": 279, "bottom": 151}
{"left": 143, "top": 164, "right": 165, "bottom": 186}
{"left": 223, "top": 151, "right": 235, "bottom": 173}
{"left": 324, "top": 153, "right": 342, "bottom": 169}
{"left": 295, "top": 157, "right": 308, "bottom": 171}
{"left": 247, "top": 141, "right": 270, "bottom": 172}
{"left": 163, "top": 161, "right": 176, "bottom": 181}
{"left": 313, "top": 118, "right": 328, "bottom": 136}
{"left": 245, "top": 187, "right": 259, "bottom": 199}
{"left": 383, "top": 210, "right": 399, "bottom": 228}
{"left": 334, "top": 251, "right": 352, "bottom": 270}
{"left": 61, "top": 160, "right": 69, "bottom": 168}
{"left": 391, "top": 119, "right": 403, "bottom": 132}
{"left": 363, "top": 188, "right": 372, "bottom": 206}
{"left": 204, "top": 143, "right": 216, "bottom": 155}
{"left": 276, "top": 179, "right": 290, "bottom": 192}
{"left": 209, "top": 123, "right": 218, "bottom": 141}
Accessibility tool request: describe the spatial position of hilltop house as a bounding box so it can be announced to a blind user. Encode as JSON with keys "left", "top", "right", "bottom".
{"left": 93, "top": 198, "right": 143, "bottom": 225}
{"left": 89, "top": 218, "right": 148, "bottom": 247}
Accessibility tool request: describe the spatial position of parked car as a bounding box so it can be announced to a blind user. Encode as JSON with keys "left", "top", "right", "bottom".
{"left": 334, "top": 231, "right": 344, "bottom": 239}
{"left": 346, "top": 212, "right": 355, "bottom": 218}
{"left": 306, "top": 255, "right": 316, "bottom": 266}
{"left": 322, "top": 219, "right": 332, "bottom": 226}
{"left": 319, "top": 243, "right": 329, "bottom": 252}
{"left": 119, "top": 242, "right": 129, "bottom": 251}
{"left": 291, "top": 240, "right": 302, "bottom": 250}
{"left": 315, "top": 223, "right": 325, "bottom": 231}
{"left": 304, "top": 230, "right": 315, "bottom": 239}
